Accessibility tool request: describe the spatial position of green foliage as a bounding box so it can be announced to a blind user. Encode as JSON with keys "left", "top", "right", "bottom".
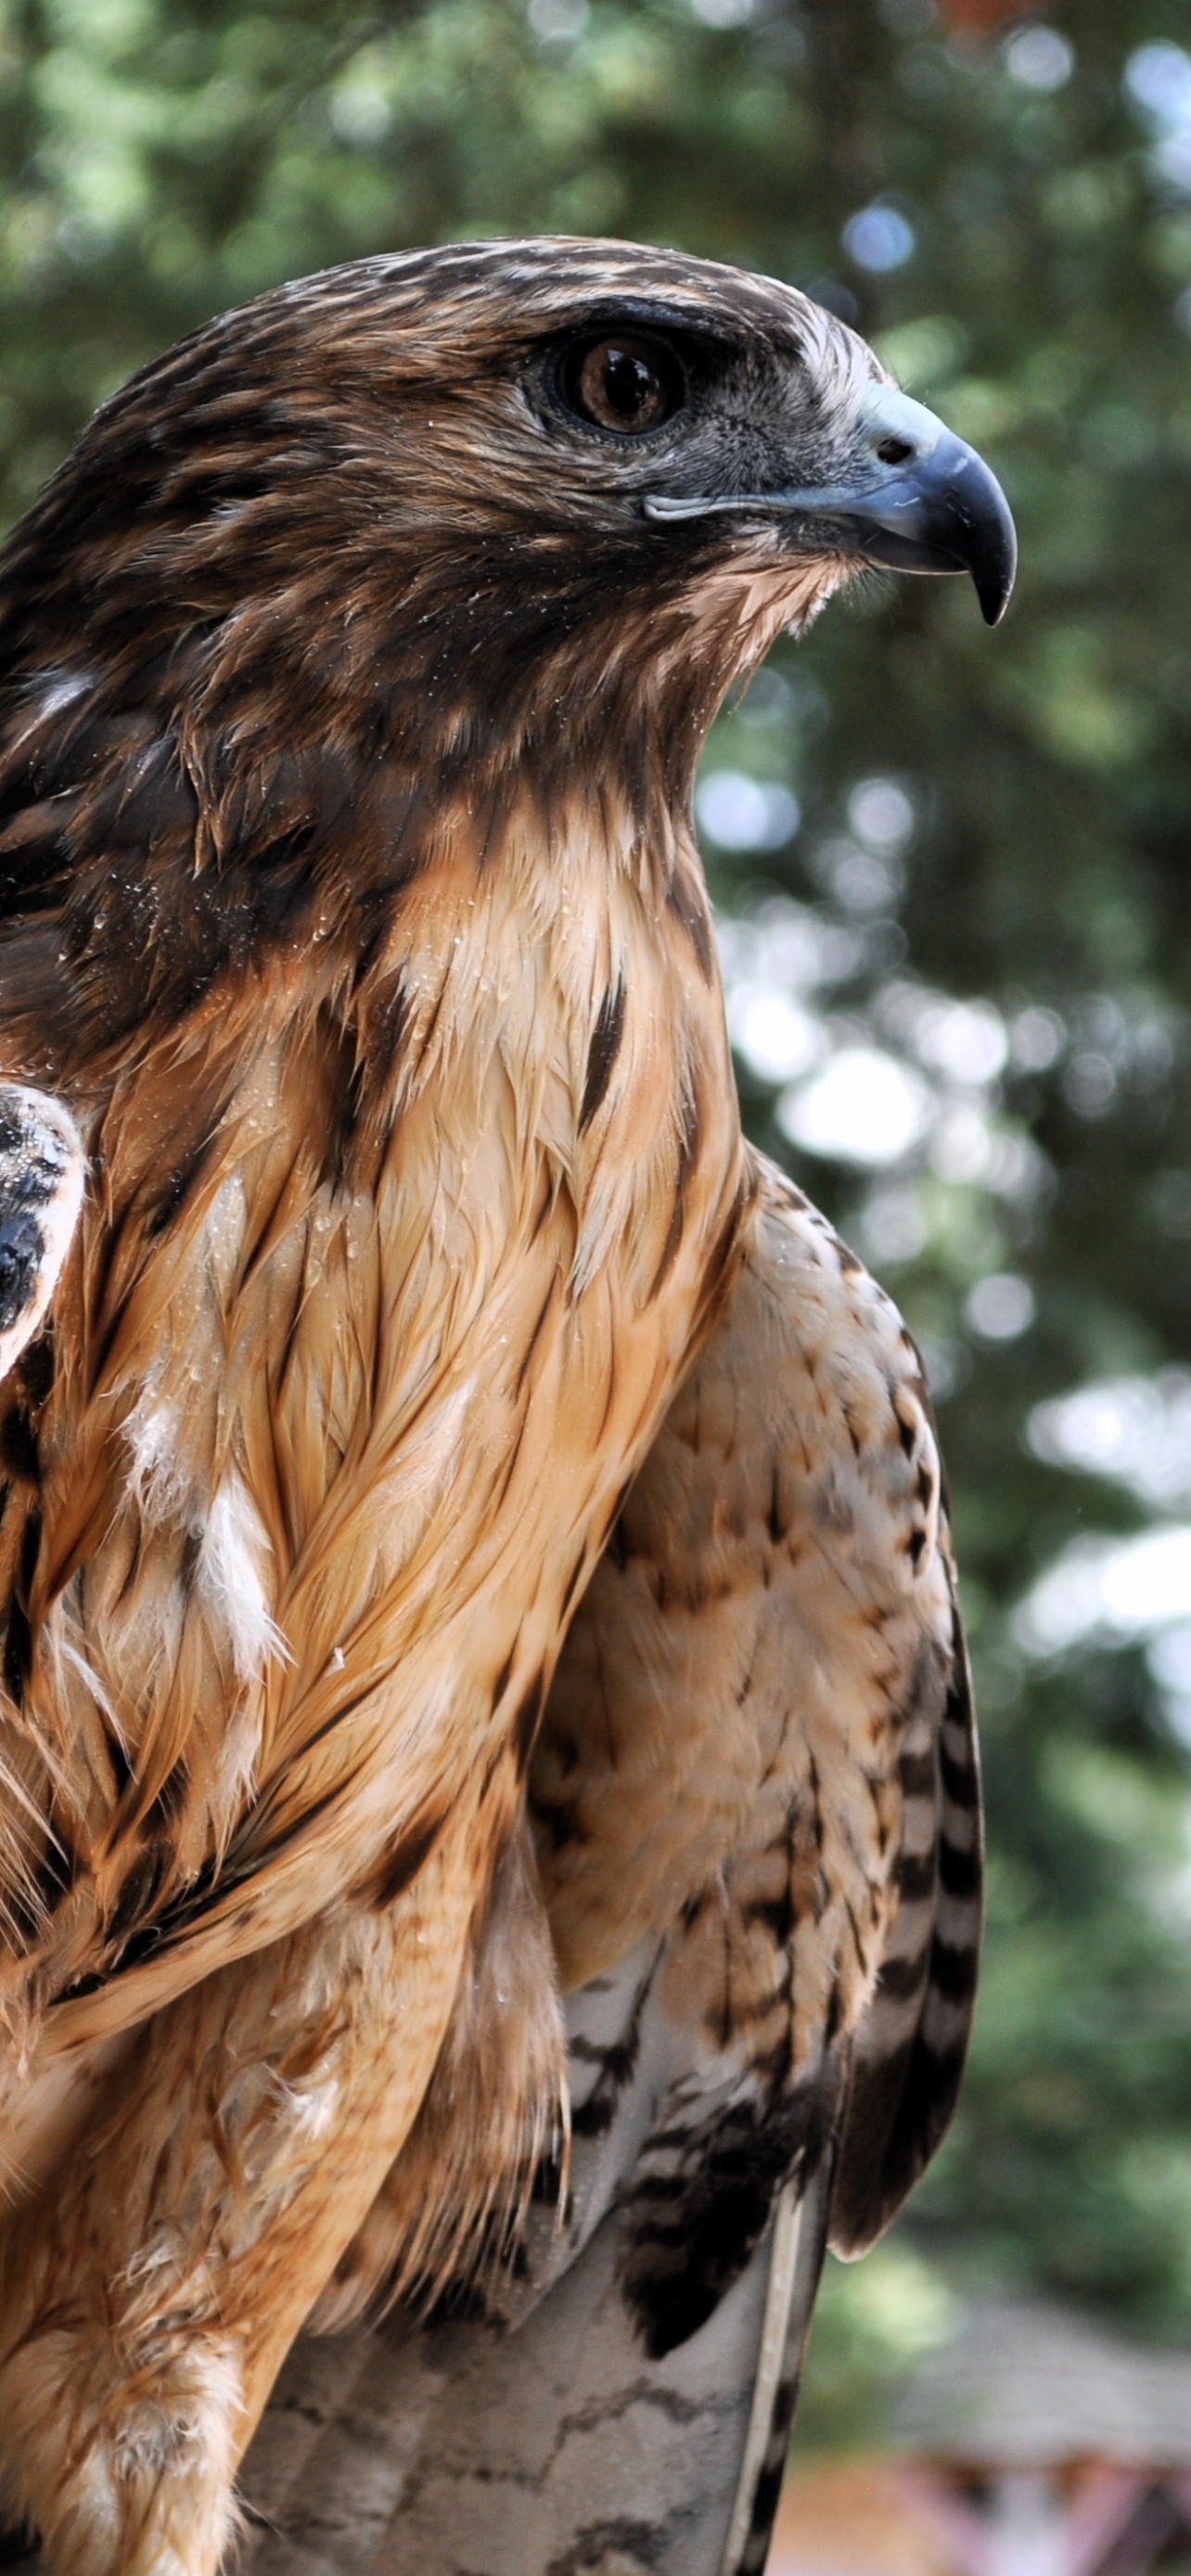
{"left": 2, "top": 0, "right": 1191, "bottom": 2446}
{"left": 792, "top": 2241, "right": 956, "bottom": 2453}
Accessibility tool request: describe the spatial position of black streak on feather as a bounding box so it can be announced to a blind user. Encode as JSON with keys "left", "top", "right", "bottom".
{"left": 939, "top": 1832, "right": 980, "bottom": 1900}
{"left": 370, "top": 1814, "right": 445, "bottom": 1911}
{"left": 15, "top": 1336, "right": 54, "bottom": 1412}
{"left": 514, "top": 1671, "right": 547, "bottom": 1774}
{"left": 0, "top": 1403, "right": 39, "bottom": 1485}
{"left": 648, "top": 1080, "right": 702, "bottom": 1302}
{"left": 146, "top": 1125, "right": 220, "bottom": 1240}
{"left": 928, "top": 1934, "right": 979, "bottom": 2006}
{"left": 664, "top": 868, "right": 714, "bottom": 982}
{"left": 545, "top": 2520, "right": 669, "bottom": 2573}
{"left": 579, "top": 977, "right": 625, "bottom": 1133}
{"left": 620, "top": 2077, "right": 837, "bottom": 2359}
{"left": 3, "top": 1505, "right": 40, "bottom": 1702}
{"left": 570, "top": 1970, "right": 653, "bottom": 2139}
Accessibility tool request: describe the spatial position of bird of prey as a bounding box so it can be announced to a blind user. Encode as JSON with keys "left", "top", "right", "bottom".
{"left": 0, "top": 239, "right": 1010, "bottom": 2576}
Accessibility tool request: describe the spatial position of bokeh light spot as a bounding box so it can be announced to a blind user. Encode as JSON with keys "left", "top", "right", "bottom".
{"left": 1004, "top": 25, "right": 1074, "bottom": 93}
{"left": 843, "top": 205, "right": 916, "bottom": 273}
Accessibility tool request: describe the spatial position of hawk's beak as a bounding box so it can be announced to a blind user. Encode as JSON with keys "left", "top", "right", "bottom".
{"left": 643, "top": 385, "right": 1017, "bottom": 628}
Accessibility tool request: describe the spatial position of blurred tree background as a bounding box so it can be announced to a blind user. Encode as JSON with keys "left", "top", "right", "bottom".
{"left": 3, "top": 0, "right": 1191, "bottom": 2454}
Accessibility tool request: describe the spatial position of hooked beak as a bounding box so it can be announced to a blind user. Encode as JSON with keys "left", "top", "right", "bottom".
{"left": 643, "top": 384, "right": 1017, "bottom": 628}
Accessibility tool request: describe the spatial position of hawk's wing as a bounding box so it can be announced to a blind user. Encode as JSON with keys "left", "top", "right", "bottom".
{"left": 232, "top": 1145, "right": 980, "bottom": 2576}
{"left": 0, "top": 1086, "right": 84, "bottom": 1387}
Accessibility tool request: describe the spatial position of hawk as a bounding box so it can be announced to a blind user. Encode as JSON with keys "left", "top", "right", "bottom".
{"left": 0, "top": 240, "right": 1010, "bottom": 2576}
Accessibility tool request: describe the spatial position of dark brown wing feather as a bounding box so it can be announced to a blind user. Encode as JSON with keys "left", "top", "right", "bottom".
{"left": 533, "top": 1143, "right": 982, "bottom": 2291}
{"left": 829, "top": 1602, "right": 981, "bottom": 2255}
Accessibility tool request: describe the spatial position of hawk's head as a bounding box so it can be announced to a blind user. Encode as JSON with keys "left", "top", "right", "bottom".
{"left": 0, "top": 239, "right": 1013, "bottom": 1061}
{"left": 2, "top": 237, "right": 1012, "bottom": 756}
{"left": 349, "top": 236, "right": 1013, "bottom": 619}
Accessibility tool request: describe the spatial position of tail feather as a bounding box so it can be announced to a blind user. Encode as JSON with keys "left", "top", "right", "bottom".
{"left": 236, "top": 1942, "right": 837, "bottom": 2576}
{"left": 718, "top": 2160, "right": 833, "bottom": 2576}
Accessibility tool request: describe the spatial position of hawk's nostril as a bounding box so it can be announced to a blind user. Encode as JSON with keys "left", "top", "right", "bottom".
{"left": 875, "top": 434, "right": 915, "bottom": 465}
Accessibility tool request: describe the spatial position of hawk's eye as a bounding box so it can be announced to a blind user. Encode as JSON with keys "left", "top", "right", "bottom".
{"left": 562, "top": 334, "right": 683, "bottom": 436}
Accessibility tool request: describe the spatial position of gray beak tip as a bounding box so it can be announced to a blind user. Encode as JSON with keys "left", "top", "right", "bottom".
{"left": 960, "top": 454, "right": 1018, "bottom": 626}
{"left": 975, "top": 542, "right": 1015, "bottom": 627}
{"left": 851, "top": 430, "right": 1018, "bottom": 628}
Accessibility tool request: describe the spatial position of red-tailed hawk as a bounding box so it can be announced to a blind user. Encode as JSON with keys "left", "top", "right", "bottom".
{"left": 0, "top": 240, "right": 1010, "bottom": 2576}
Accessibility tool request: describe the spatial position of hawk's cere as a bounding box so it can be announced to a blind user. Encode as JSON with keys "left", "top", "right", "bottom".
{"left": 0, "top": 240, "right": 1008, "bottom": 2576}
